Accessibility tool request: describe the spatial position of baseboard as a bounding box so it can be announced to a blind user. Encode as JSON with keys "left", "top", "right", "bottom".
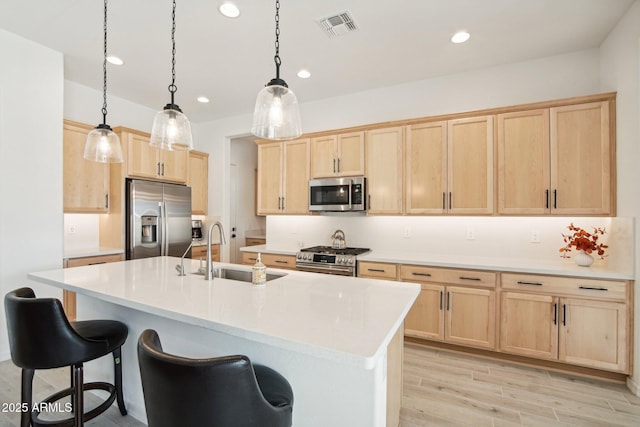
{"left": 627, "top": 376, "right": 640, "bottom": 396}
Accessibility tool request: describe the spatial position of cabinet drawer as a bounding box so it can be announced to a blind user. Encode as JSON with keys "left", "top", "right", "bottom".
{"left": 261, "top": 253, "right": 296, "bottom": 270}
{"left": 358, "top": 262, "right": 398, "bottom": 280}
{"left": 65, "top": 253, "right": 124, "bottom": 268}
{"left": 243, "top": 252, "right": 296, "bottom": 270}
{"left": 501, "top": 273, "right": 628, "bottom": 301}
{"left": 401, "top": 264, "right": 496, "bottom": 288}
{"left": 245, "top": 238, "right": 266, "bottom": 246}
{"left": 191, "top": 244, "right": 219, "bottom": 261}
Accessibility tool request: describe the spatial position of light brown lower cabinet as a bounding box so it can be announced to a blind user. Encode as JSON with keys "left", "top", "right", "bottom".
{"left": 62, "top": 253, "right": 125, "bottom": 321}
{"left": 358, "top": 263, "right": 497, "bottom": 350}
{"left": 399, "top": 265, "right": 497, "bottom": 350}
{"left": 358, "top": 262, "right": 631, "bottom": 375}
{"left": 500, "top": 273, "right": 630, "bottom": 373}
{"left": 241, "top": 252, "right": 296, "bottom": 270}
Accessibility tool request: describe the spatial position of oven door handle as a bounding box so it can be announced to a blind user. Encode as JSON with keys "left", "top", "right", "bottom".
{"left": 296, "top": 263, "right": 354, "bottom": 276}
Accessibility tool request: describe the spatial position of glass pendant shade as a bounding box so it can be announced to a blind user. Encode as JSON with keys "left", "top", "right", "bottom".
{"left": 84, "top": 124, "right": 123, "bottom": 163}
{"left": 251, "top": 83, "right": 302, "bottom": 140}
{"left": 150, "top": 105, "right": 193, "bottom": 151}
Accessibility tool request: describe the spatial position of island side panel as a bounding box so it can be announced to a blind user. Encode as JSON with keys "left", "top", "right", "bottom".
{"left": 77, "top": 294, "right": 388, "bottom": 427}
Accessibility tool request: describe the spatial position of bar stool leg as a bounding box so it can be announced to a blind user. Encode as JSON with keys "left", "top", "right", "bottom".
{"left": 74, "top": 363, "right": 84, "bottom": 427}
{"left": 20, "top": 369, "right": 34, "bottom": 427}
{"left": 113, "top": 347, "right": 127, "bottom": 415}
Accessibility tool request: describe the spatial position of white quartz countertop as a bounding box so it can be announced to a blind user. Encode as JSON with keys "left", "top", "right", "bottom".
{"left": 239, "top": 245, "right": 633, "bottom": 280}
{"left": 359, "top": 251, "right": 634, "bottom": 280}
{"left": 28, "top": 256, "right": 419, "bottom": 369}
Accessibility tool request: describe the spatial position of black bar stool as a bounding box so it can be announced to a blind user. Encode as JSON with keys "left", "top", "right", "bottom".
{"left": 4, "top": 287, "right": 128, "bottom": 427}
{"left": 138, "top": 329, "right": 294, "bottom": 427}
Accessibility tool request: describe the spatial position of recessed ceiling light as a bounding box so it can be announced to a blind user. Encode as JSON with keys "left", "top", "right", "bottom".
{"left": 297, "top": 69, "right": 311, "bottom": 79}
{"left": 197, "top": 96, "right": 210, "bottom": 103}
{"left": 106, "top": 56, "right": 124, "bottom": 65}
{"left": 219, "top": 2, "right": 240, "bottom": 18}
{"left": 451, "top": 31, "right": 470, "bottom": 44}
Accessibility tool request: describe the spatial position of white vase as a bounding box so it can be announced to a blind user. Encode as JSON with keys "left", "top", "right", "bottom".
{"left": 574, "top": 250, "right": 594, "bottom": 267}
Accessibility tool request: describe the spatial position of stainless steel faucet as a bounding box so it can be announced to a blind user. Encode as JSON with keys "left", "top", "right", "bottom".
{"left": 175, "top": 241, "right": 195, "bottom": 276}
{"left": 205, "top": 221, "right": 226, "bottom": 280}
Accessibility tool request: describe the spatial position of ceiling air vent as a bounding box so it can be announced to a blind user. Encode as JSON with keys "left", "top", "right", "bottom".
{"left": 317, "top": 11, "right": 358, "bottom": 38}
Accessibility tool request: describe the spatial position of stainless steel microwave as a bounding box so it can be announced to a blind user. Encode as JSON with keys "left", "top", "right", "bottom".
{"left": 309, "top": 177, "right": 366, "bottom": 212}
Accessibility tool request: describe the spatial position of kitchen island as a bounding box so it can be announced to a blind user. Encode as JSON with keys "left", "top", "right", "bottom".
{"left": 28, "top": 256, "right": 420, "bottom": 427}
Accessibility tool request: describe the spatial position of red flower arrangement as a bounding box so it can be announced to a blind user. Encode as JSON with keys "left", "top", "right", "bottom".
{"left": 559, "top": 223, "right": 608, "bottom": 259}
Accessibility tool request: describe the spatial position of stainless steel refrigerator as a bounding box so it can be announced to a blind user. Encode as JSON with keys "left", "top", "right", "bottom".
{"left": 126, "top": 179, "right": 192, "bottom": 260}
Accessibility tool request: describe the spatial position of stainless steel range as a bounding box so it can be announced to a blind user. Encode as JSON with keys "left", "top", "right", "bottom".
{"left": 296, "top": 246, "right": 370, "bottom": 276}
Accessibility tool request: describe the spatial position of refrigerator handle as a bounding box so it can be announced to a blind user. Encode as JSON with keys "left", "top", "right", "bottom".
{"left": 162, "top": 201, "right": 168, "bottom": 256}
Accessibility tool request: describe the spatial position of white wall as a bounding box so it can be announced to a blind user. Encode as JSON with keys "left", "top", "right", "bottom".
{"left": 598, "top": 0, "right": 640, "bottom": 394}
{"left": 0, "top": 29, "right": 64, "bottom": 360}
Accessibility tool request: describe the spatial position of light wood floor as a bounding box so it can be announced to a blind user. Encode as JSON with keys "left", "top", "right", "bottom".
{"left": 2, "top": 343, "right": 639, "bottom": 426}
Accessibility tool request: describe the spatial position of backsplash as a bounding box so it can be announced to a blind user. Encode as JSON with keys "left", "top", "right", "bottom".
{"left": 266, "top": 215, "right": 635, "bottom": 273}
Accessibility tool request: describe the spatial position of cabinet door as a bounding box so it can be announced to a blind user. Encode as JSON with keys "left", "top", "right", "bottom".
{"left": 188, "top": 151, "right": 209, "bottom": 215}
{"left": 365, "top": 127, "right": 404, "bottom": 214}
{"left": 63, "top": 121, "right": 110, "bottom": 213}
{"left": 405, "top": 122, "right": 447, "bottom": 214}
{"left": 282, "top": 139, "right": 310, "bottom": 214}
{"left": 559, "top": 298, "right": 627, "bottom": 372}
{"left": 126, "top": 132, "right": 160, "bottom": 179}
{"left": 405, "top": 283, "right": 445, "bottom": 341}
{"left": 447, "top": 116, "right": 494, "bottom": 214}
{"left": 445, "top": 286, "right": 495, "bottom": 349}
{"left": 257, "top": 142, "right": 283, "bottom": 214}
{"left": 160, "top": 149, "right": 189, "bottom": 183}
{"left": 337, "top": 132, "right": 365, "bottom": 176}
{"left": 497, "top": 110, "right": 550, "bottom": 214}
{"left": 499, "top": 292, "right": 558, "bottom": 360}
{"left": 550, "top": 101, "right": 612, "bottom": 215}
{"left": 310, "top": 135, "right": 337, "bottom": 178}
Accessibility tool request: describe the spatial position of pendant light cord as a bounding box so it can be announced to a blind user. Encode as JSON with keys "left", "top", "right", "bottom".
{"left": 101, "top": 0, "right": 109, "bottom": 125}
{"left": 274, "top": 0, "right": 281, "bottom": 79}
{"left": 169, "top": 0, "right": 177, "bottom": 105}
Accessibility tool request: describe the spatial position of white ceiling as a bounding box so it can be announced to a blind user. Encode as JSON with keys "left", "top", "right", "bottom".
{"left": 0, "top": 0, "right": 634, "bottom": 123}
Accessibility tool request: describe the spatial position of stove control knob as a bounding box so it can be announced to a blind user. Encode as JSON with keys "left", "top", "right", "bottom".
{"left": 348, "top": 258, "right": 354, "bottom": 264}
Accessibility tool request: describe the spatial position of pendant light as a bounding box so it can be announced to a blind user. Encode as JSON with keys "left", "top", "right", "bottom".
{"left": 251, "top": 0, "right": 302, "bottom": 140}
{"left": 84, "top": 0, "right": 123, "bottom": 163}
{"left": 150, "top": 0, "right": 193, "bottom": 151}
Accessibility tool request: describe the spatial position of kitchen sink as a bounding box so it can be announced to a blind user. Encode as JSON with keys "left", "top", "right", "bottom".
{"left": 193, "top": 267, "right": 286, "bottom": 283}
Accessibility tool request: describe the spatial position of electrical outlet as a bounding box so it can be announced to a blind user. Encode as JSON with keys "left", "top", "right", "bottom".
{"left": 466, "top": 227, "right": 475, "bottom": 240}
{"left": 530, "top": 230, "right": 541, "bottom": 243}
{"left": 68, "top": 224, "right": 77, "bottom": 234}
{"left": 403, "top": 226, "right": 411, "bottom": 238}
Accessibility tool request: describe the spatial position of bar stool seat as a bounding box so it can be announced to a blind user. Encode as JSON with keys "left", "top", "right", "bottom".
{"left": 138, "top": 329, "right": 294, "bottom": 427}
{"left": 4, "top": 287, "right": 128, "bottom": 427}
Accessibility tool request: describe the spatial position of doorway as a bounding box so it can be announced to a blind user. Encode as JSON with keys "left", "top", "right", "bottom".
{"left": 229, "top": 136, "right": 265, "bottom": 263}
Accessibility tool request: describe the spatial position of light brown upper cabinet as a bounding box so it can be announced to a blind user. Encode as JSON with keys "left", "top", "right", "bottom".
{"left": 63, "top": 120, "right": 110, "bottom": 213}
{"left": 365, "top": 127, "right": 404, "bottom": 214}
{"left": 121, "top": 127, "right": 188, "bottom": 184}
{"left": 405, "top": 121, "right": 448, "bottom": 214}
{"left": 406, "top": 117, "right": 493, "bottom": 215}
{"left": 257, "top": 138, "right": 310, "bottom": 215}
{"left": 447, "top": 116, "right": 494, "bottom": 214}
{"left": 497, "top": 109, "right": 551, "bottom": 214}
{"left": 188, "top": 150, "right": 209, "bottom": 215}
{"left": 311, "top": 132, "right": 365, "bottom": 178}
{"left": 498, "top": 100, "right": 614, "bottom": 215}
{"left": 550, "top": 101, "right": 613, "bottom": 215}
